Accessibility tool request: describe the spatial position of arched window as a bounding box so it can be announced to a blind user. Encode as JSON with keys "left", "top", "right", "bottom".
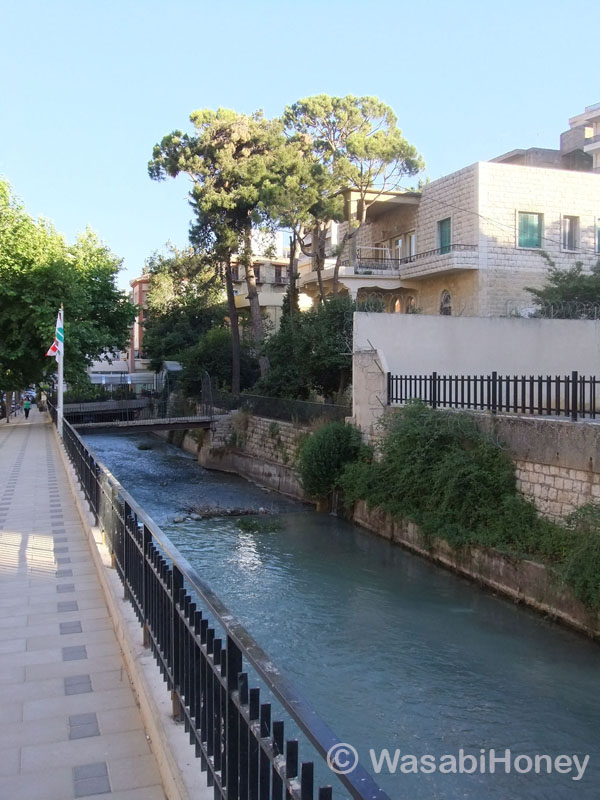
{"left": 440, "top": 290, "right": 452, "bottom": 316}
{"left": 405, "top": 295, "right": 416, "bottom": 314}
{"left": 393, "top": 298, "right": 402, "bottom": 313}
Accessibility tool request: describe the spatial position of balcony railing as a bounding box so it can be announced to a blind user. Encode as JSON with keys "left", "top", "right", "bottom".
{"left": 398, "top": 243, "right": 478, "bottom": 266}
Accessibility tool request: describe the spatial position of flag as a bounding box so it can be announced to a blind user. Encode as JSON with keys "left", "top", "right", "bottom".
{"left": 46, "top": 309, "right": 64, "bottom": 360}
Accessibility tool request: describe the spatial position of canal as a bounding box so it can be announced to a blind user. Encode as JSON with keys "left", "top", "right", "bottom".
{"left": 86, "top": 431, "right": 600, "bottom": 800}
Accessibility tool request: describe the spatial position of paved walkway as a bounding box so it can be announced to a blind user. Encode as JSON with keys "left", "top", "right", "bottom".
{"left": 0, "top": 408, "right": 167, "bottom": 799}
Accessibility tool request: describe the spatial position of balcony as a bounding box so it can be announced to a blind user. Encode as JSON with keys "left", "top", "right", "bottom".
{"left": 399, "top": 244, "right": 479, "bottom": 279}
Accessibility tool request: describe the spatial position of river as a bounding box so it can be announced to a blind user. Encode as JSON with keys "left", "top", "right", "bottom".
{"left": 86, "top": 431, "right": 600, "bottom": 800}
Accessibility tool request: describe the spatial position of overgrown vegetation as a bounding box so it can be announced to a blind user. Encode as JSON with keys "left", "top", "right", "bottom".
{"left": 298, "top": 404, "right": 600, "bottom": 610}
{"left": 236, "top": 516, "right": 283, "bottom": 534}
{"left": 526, "top": 252, "right": 600, "bottom": 317}
{"left": 297, "top": 421, "right": 367, "bottom": 500}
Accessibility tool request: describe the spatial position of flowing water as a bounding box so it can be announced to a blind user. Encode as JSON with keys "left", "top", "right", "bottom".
{"left": 87, "top": 432, "right": 600, "bottom": 800}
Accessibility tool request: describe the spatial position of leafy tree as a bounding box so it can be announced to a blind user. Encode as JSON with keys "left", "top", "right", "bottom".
{"left": 143, "top": 245, "right": 226, "bottom": 371}
{"left": 0, "top": 180, "right": 135, "bottom": 392}
{"left": 178, "top": 328, "right": 259, "bottom": 396}
{"left": 256, "top": 294, "right": 361, "bottom": 402}
{"left": 526, "top": 253, "right": 600, "bottom": 317}
{"left": 149, "top": 109, "right": 284, "bottom": 378}
{"left": 282, "top": 95, "right": 424, "bottom": 296}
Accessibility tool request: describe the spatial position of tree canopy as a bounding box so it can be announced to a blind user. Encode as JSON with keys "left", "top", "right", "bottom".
{"left": 143, "top": 245, "right": 226, "bottom": 371}
{"left": 0, "top": 180, "right": 136, "bottom": 390}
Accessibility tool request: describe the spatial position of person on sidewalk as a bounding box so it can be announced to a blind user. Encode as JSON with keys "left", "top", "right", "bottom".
{"left": 24, "top": 397, "right": 31, "bottom": 420}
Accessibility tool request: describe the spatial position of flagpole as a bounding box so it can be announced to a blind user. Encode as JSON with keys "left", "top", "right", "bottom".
{"left": 57, "top": 305, "right": 64, "bottom": 438}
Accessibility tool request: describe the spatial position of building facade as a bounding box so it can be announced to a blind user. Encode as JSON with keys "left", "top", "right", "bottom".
{"left": 298, "top": 107, "right": 600, "bottom": 317}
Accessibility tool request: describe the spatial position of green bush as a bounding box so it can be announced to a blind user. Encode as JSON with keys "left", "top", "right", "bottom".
{"left": 558, "top": 504, "right": 600, "bottom": 609}
{"left": 297, "top": 422, "right": 368, "bottom": 500}
{"left": 339, "top": 402, "right": 600, "bottom": 609}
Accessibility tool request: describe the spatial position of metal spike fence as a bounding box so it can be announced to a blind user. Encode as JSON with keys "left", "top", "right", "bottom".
{"left": 49, "top": 405, "right": 389, "bottom": 800}
{"left": 387, "top": 371, "right": 599, "bottom": 421}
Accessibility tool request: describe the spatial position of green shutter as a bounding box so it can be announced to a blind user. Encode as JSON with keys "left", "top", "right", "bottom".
{"left": 439, "top": 218, "right": 451, "bottom": 254}
{"left": 519, "top": 213, "right": 542, "bottom": 248}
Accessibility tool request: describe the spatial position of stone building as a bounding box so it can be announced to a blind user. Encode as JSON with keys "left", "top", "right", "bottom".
{"left": 298, "top": 106, "right": 600, "bottom": 316}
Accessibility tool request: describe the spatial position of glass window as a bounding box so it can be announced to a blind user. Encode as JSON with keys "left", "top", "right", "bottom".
{"left": 518, "top": 212, "right": 543, "bottom": 248}
{"left": 440, "top": 290, "right": 452, "bottom": 316}
{"left": 405, "top": 295, "right": 416, "bottom": 313}
{"left": 394, "top": 237, "right": 404, "bottom": 259}
{"left": 408, "top": 232, "right": 416, "bottom": 257}
{"left": 562, "top": 216, "right": 579, "bottom": 250}
{"left": 438, "top": 218, "right": 451, "bottom": 254}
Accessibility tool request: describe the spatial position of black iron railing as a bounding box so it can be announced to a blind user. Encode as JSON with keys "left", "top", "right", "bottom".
{"left": 51, "top": 407, "right": 387, "bottom": 800}
{"left": 214, "top": 392, "right": 351, "bottom": 425}
{"left": 397, "top": 243, "right": 478, "bottom": 266}
{"left": 387, "top": 371, "right": 599, "bottom": 421}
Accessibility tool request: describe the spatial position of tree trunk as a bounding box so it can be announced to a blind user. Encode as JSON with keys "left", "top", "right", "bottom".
{"left": 242, "top": 224, "right": 269, "bottom": 376}
{"left": 287, "top": 233, "right": 299, "bottom": 313}
{"left": 313, "top": 223, "right": 327, "bottom": 303}
{"left": 224, "top": 255, "right": 241, "bottom": 395}
{"left": 332, "top": 230, "right": 351, "bottom": 296}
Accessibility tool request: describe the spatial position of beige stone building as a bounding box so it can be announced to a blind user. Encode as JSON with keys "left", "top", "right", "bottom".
{"left": 298, "top": 106, "right": 600, "bottom": 317}
{"left": 231, "top": 254, "right": 290, "bottom": 330}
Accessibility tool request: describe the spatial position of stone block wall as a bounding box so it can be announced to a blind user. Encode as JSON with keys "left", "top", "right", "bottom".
{"left": 515, "top": 462, "right": 600, "bottom": 519}
{"left": 199, "top": 413, "right": 308, "bottom": 501}
{"left": 228, "top": 414, "right": 304, "bottom": 468}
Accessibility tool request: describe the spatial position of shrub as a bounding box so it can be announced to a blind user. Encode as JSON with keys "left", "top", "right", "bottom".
{"left": 558, "top": 504, "right": 600, "bottom": 609}
{"left": 297, "top": 422, "right": 367, "bottom": 500}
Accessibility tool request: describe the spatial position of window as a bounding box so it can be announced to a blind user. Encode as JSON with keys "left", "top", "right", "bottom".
{"left": 563, "top": 216, "right": 579, "bottom": 250}
{"left": 405, "top": 295, "right": 416, "bottom": 313}
{"left": 518, "top": 212, "right": 543, "bottom": 248}
{"left": 562, "top": 216, "right": 579, "bottom": 251}
{"left": 394, "top": 237, "right": 404, "bottom": 259}
{"left": 440, "top": 290, "right": 452, "bottom": 316}
{"left": 254, "top": 266, "right": 261, "bottom": 283}
{"left": 408, "top": 232, "right": 416, "bottom": 258}
{"left": 438, "top": 218, "right": 451, "bottom": 254}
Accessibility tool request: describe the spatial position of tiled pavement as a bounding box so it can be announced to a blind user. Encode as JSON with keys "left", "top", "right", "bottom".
{"left": 0, "top": 408, "right": 167, "bottom": 799}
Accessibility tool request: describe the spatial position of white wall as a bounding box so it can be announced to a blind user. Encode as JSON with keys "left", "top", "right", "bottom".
{"left": 352, "top": 313, "right": 600, "bottom": 433}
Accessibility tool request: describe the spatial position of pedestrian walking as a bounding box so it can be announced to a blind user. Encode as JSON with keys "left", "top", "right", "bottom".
{"left": 24, "top": 397, "right": 31, "bottom": 420}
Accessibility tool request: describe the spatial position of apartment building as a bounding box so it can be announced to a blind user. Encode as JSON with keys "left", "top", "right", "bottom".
{"left": 298, "top": 105, "right": 600, "bottom": 317}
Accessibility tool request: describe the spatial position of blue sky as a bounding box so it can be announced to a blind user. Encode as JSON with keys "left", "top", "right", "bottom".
{"left": 1, "top": 0, "right": 598, "bottom": 289}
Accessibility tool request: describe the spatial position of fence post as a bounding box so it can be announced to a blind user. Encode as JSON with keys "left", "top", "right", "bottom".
{"left": 431, "top": 372, "right": 437, "bottom": 409}
{"left": 386, "top": 372, "right": 391, "bottom": 405}
{"left": 226, "top": 636, "right": 243, "bottom": 799}
{"left": 571, "top": 370, "right": 578, "bottom": 422}
{"left": 491, "top": 371, "right": 498, "bottom": 414}
{"left": 171, "top": 565, "right": 184, "bottom": 720}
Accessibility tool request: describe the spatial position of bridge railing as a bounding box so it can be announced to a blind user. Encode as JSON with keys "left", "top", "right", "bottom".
{"left": 57, "top": 372, "right": 215, "bottom": 426}
{"left": 49, "top": 405, "right": 388, "bottom": 800}
{"left": 213, "top": 392, "right": 351, "bottom": 425}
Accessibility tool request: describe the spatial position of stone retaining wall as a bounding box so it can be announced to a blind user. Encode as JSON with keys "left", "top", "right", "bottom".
{"left": 353, "top": 500, "right": 600, "bottom": 639}
{"left": 198, "top": 413, "right": 308, "bottom": 501}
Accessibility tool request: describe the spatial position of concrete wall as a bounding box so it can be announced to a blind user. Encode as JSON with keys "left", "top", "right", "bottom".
{"left": 352, "top": 313, "right": 600, "bottom": 433}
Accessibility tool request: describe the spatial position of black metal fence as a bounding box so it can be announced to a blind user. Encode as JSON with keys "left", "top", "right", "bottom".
{"left": 214, "top": 392, "right": 351, "bottom": 426}
{"left": 387, "top": 371, "right": 599, "bottom": 421}
{"left": 52, "top": 408, "right": 387, "bottom": 800}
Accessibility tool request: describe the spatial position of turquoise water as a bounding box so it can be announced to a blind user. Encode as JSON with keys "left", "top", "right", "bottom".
{"left": 88, "top": 432, "right": 600, "bottom": 799}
